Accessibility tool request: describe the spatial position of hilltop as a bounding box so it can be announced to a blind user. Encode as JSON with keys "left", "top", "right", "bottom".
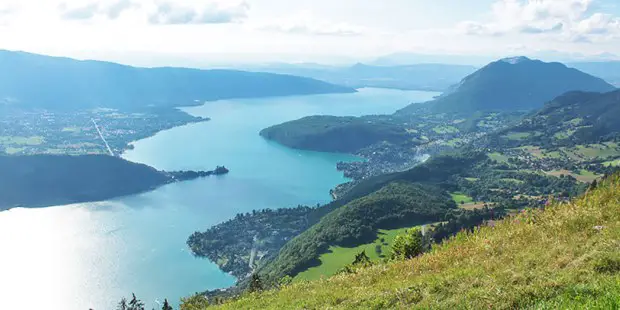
{"left": 0, "top": 50, "right": 355, "bottom": 110}
{"left": 399, "top": 56, "right": 615, "bottom": 114}
{"left": 259, "top": 115, "right": 409, "bottom": 153}
{"left": 192, "top": 173, "right": 620, "bottom": 309}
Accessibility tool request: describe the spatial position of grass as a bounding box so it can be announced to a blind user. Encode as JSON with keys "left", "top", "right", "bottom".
{"left": 0, "top": 136, "right": 44, "bottom": 146}
{"left": 295, "top": 227, "right": 415, "bottom": 281}
{"left": 604, "top": 159, "right": 620, "bottom": 167}
{"left": 450, "top": 192, "right": 473, "bottom": 204}
{"left": 444, "top": 138, "right": 464, "bottom": 147}
{"left": 464, "top": 177, "right": 479, "bottom": 182}
{"left": 4, "top": 147, "right": 25, "bottom": 154}
{"left": 432, "top": 125, "right": 459, "bottom": 134}
{"left": 204, "top": 174, "right": 620, "bottom": 310}
{"left": 61, "top": 126, "right": 82, "bottom": 133}
{"left": 571, "top": 144, "right": 620, "bottom": 159}
{"left": 545, "top": 169, "right": 601, "bottom": 183}
{"left": 505, "top": 132, "right": 531, "bottom": 140}
{"left": 488, "top": 152, "right": 510, "bottom": 164}
{"left": 500, "top": 178, "right": 525, "bottom": 184}
{"left": 566, "top": 118, "right": 584, "bottom": 126}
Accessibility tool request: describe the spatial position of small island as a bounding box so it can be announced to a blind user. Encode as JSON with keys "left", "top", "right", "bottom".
{"left": 169, "top": 166, "right": 229, "bottom": 181}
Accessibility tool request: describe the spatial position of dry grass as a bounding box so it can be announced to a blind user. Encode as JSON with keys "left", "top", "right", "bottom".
{"left": 194, "top": 174, "right": 620, "bottom": 310}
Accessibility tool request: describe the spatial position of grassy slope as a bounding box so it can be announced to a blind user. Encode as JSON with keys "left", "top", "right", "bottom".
{"left": 295, "top": 226, "right": 414, "bottom": 281}
{"left": 210, "top": 174, "right": 620, "bottom": 309}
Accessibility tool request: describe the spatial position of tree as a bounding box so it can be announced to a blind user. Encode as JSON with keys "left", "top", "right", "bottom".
{"left": 249, "top": 273, "right": 264, "bottom": 293}
{"left": 590, "top": 179, "right": 598, "bottom": 190}
{"left": 128, "top": 293, "right": 145, "bottom": 310}
{"left": 352, "top": 251, "right": 371, "bottom": 267}
{"left": 117, "top": 298, "right": 128, "bottom": 310}
{"left": 390, "top": 228, "right": 425, "bottom": 260}
{"left": 162, "top": 299, "right": 173, "bottom": 310}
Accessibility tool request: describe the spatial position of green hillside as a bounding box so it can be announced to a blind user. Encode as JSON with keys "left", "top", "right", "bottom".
{"left": 502, "top": 90, "right": 620, "bottom": 147}
{"left": 258, "top": 181, "right": 456, "bottom": 281}
{"left": 260, "top": 115, "right": 409, "bottom": 153}
{"left": 195, "top": 173, "right": 620, "bottom": 309}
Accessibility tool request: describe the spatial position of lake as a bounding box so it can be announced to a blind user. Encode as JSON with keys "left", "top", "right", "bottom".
{"left": 0, "top": 88, "right": 439, "bottom": 309}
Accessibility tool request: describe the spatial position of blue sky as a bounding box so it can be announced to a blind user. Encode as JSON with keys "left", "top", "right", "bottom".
{"left": 0, "top": 0, "right": 619, "bottom": 66}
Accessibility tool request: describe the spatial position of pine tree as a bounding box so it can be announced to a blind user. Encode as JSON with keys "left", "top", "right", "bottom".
{"left": 128, "top": 293, "right": 145, "bottom": 310}
{"left": 162, "top": 299, "right": 173, "bottom": 310}
{"left": 352, "top": 251, "right": 371, "bottom": 267}
{"left": 117, "top": 298, "right": 128, "bottom": 310}
{"left": 249, "top": 273, "right": 264, "bottom": 293}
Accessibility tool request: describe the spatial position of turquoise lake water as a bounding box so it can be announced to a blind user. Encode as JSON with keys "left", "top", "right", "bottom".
{"left": 0, "top": 88, "right": 439, "bottom": 309}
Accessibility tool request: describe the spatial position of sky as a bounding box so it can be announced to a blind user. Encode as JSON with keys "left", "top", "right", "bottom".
{"left": 1, "top": 0, "right": 620, "bottom": 66}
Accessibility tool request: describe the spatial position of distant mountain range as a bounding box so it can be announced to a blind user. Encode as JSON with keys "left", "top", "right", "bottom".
{"left": 247, "top": 63, "right": 477, "bottom": 91}
{"left": 0, "top": 50, "right": 355, "bottom": 110}
{"left": 569, "top": 62, "right": 620, "bottom": 87}
{"left": 398, "top": 57, "right": 616, "bottom": 114}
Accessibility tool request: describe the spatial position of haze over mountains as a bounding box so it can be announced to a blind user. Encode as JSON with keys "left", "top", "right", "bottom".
{"left": 398, "top": 57, "right": 616, "bottom": 114}
{"left": 248, "top": 63, "right": 477, "bottom": 91}
{"left": 0, "top": 50, "right": 355, "bottom": 110}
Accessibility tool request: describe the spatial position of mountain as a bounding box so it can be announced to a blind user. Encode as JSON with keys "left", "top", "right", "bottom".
{"left": 0, "top": 50, "right": 355, "bottom": 110}
{"left": 570, "top": 61, "right": 620, "bottom": 87}
{"left": 370, "top": 52, "right": 495, "bottom": 66}
{"left": 249, "top": 63, "right": 477, "bottom": 91}
{"left": 497, "top": 89, "right": 620, "bottom": 146}
{"left": 201, "top": 173, "right": 620, "bottom": 309}
{"left": 0, "top": 155, "right": 173, "bottom": 209}
{"left": 398, "top": 57, "right": 616, "bottom": 114}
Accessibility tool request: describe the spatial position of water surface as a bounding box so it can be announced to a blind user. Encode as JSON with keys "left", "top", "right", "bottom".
{"left": 0, "top": 88, "right": 439, "bottom": 309}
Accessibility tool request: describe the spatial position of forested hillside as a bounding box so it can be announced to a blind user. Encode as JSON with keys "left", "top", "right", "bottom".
{"left": 499, "top": 89, "right": 620, "bottom": 147}
{"left": 260, "top": 115, "right": 409, "bottom": 153}
{"left": 258, "top": 182, "right": 455, "bottom": 280}
{"left": 398, "top": 56, "right": 615, "bottom": 114}
{"left": 0, "top": 155, "right": 172, "bottom": 209}
{"left": 0, "top": 50, "right": 355, "bottom": 110}
{"left": 196, "top": 173, "right": 620, "bottom": 309}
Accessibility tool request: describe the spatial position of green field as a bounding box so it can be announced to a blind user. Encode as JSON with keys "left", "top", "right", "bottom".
{"left": 500, "top": 178, "right": 525, "bottom": 184}
{"left": 61, "top": 126, "right": 82, "bottom": 133}
{"left": 464, "top": 177, "right": 479, "bottom": 182}
{"left": 554, "top": 130, "right": 576, "bottom": 140}
{"left": 565, "top": 118, "right": 583, "bottom": 126}
{"left": 604, "top": 159, "right": 620, "bottom": 167}
{"left": 488, "top": 152, "right": 510, "bottom": 163}
{"left": 451, "top": 192, "right": 474, "bottom": 204}
{"left": 505, "top": 132, "right": 530, "bottom": 140}
{"left": 4, "top": 147, "right": 25, "bottom": 154}
{"left": 444, "top": 138, "right": 464, "bottom": 147}
{"left": 432, "top": 125, "right": 459, "bottom": 134}
{"left": 0, "top": 136, "right": 45, "bottom": 146}
{"left": 295, "top": 226, "right": 418, "bottom": 281}
{"left": 572, "top": 144, "right": 620, "bottom": 159}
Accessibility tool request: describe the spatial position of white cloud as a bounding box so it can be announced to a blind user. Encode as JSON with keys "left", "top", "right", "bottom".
{"left": 55, "top": 0, "right": 248, "bottom": 24}
{"left": 58, "top": 0, "right": 138, "bottom": 20}
{"left": 256, "top": 12, "right": 365, "bottom": 36}
{"left": 147, "top": 0, "right": 249, "bottom": 25}
{"left": 452, "top": 0, "right": 620, "bottom": 46}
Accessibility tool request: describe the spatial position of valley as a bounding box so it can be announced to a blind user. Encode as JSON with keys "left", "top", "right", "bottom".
{"left": 185, "top": 57, "right": 620, "bottom": 306}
